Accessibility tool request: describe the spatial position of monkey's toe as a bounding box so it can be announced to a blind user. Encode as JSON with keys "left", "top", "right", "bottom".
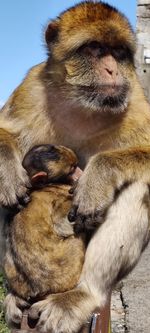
{"left": 3, "top": 294, "right": 23, "bottom": 328}
{"left": 29, "top": 288, "right": 96, "bottom": 333}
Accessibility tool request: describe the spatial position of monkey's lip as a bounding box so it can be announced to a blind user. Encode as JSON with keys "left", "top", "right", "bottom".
{"left": 95, "top": 84, "right": 122, "bottom": 94}
{"left": 83, "top": 83, "right": 122, "bottom": 91}
{"left": 68, "top": 166, "right": 82, "bottom": 181}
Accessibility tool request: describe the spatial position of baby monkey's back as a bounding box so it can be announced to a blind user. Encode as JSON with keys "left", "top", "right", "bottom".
{"left": 4, "top": 145, "right": 85, "bottom": 301}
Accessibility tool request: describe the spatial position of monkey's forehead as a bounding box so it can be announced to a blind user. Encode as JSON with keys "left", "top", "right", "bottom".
{"left": 51, "top": 1, "right": 135, "bottom": 61}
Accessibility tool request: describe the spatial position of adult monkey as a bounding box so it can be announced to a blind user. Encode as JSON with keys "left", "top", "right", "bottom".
{"left": 2, "top": 1, "right": 150, "bottom": 332}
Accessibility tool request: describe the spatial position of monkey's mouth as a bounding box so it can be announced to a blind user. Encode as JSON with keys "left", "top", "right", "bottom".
{"left": 74, "top": 82, "right": 130, "bottom": 112}
{"left": 68, "top": 166, "right": 82, "bottom": 182}
{"left": 96, "top": 84, "right": 122, "bottom": 94}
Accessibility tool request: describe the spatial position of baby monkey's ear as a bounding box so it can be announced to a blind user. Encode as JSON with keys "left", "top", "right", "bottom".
{"left": 31, "top": 171, "right": 48, "bottom": 187}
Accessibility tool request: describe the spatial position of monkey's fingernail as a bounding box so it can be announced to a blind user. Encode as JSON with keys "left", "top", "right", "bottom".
{"left": 68, "top": 187, "right": 74, "bottom": 194}
{"left": 17, "top": 204, "right": 24, "bottom": 211}
{"left": 18, "top": 195, "right": 30, "bottom": 206}
{"left": 27, "top": 183, "right": 32, "bottom": 189}
{"left": 23, "top": 195, "right": 31, "bottom": 204}
{"left": 68, "top": 206, "right": 78, "bottom": 222}
{"left": 68, "top": 211, "right": 75, "bottom": 222}
{"left": 28, "top": 310, "right": 40, "bottom": 321}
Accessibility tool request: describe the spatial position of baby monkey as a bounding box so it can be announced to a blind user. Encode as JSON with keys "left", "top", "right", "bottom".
{"left": 3, "top": 144, "right": 85, "bottom": 302}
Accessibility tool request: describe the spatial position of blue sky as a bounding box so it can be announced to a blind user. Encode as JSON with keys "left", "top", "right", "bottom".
{"left": 0, "top": 0, "right": 136, "bottom": 105}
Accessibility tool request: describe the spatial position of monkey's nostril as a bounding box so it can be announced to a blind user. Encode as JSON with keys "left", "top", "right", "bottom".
{"left": 105, "top": 67, "right": 119, "bottom": 79}
{"left": 105, "top": 68, "right": 113, "bottom": 76}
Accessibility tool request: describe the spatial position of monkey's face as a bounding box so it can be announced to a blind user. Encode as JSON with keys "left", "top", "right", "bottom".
{"left": 22, "top": 145, "right": 79, "bottom": 187}
{"left": 46, "top": 1, "right": 135, "bottom": 114}
{"left": 64, "top": 44, "right": 134, "bottom": 113}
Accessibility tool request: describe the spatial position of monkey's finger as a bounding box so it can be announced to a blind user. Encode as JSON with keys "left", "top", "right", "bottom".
{"left": 72, "top": 209, "right": 106, "bottom": 232}
{"left": 68, "top": 181, "right": 77, "bottom": 194}
{"left": 68, "top": 205, "right": 78, "bottom": 222}
{"left": 68, "top": 187, "right": 74, "bottom": 194}
{"left": 17, "top": 194, "right": 31, "bottom": 206}
{"left": 4, "top": 296, "right": 23, "bottom": 327}
{"left": 75, "top": 210, "right": 106, "bottom": 232}
{"left": 8, "top": 195, "right": 30, "bottom": 212}
{"left": 16, "top": 298, "right": 30, "bottom": 310}
{"left": 26, "top": 182, "right": 32, "bottom": 189}
{"left": 11, "top": 199, "right": 28, "bottom": 212}
{"left": 73, "top": 218, "right": 86, "bottom": 234}
{"left": 93, "top": 209, "right": 106, "bottom": 223}
{"left": 6, "top": 199, "right": 22, "bottom": 214}
{"left": 29, "top": 304, "right": 43, "bottom": 320}
{"left": 28, "top": 309, "right": 40, "bottom": 321}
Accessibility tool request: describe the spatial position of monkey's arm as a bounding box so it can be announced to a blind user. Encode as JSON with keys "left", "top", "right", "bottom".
{"left": 68, "top": 147, "right": 150, "bottom": 230}
{"left": 28, "top": 181, "right": 149, "bottom": 333}
{"left": 0, "top": 126, "right": 30, "bottom": 207}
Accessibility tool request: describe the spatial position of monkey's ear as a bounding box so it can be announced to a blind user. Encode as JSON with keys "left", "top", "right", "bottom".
{"left": 31, "top": 171, "right": 48, "bottom": 187}
{"left": 45, "top": 21, "right": 59, "bottom": 45}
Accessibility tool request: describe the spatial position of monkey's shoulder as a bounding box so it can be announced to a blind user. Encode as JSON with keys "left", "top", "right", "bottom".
{"left": 2, "top": 62, "right": 47, "bottom": 118}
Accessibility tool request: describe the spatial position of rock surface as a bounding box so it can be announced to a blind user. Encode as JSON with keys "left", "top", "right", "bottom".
{"left": 111, "top": 243, "right": 150, "bottom": 333}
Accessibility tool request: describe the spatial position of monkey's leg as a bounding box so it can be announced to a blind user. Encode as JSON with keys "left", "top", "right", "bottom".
{"left": 29, "top": 182, "right": 149, "bottom": 333}
{"left": 79, "top": 181, "right": 150, "bottom": 298}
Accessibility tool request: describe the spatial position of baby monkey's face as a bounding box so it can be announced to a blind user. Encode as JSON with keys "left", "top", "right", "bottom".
{"left": 22, "top": 144, "right": 81, "bottom": 187}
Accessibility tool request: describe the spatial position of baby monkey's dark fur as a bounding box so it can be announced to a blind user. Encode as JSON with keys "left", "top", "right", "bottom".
{"left": 3, "top": 145, "right": 85, "bottom": 301}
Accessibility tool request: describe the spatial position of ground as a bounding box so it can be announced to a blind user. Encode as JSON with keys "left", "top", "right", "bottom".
{"left": 111, "top": 243, "right": 150, "bottom": 333}
{"left": 0, "top": 274, "right": 9, "bottom": 333}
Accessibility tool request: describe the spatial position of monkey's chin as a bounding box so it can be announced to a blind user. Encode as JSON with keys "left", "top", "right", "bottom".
{"left": 81, "top": 96, "right": 129, "bottom": 114}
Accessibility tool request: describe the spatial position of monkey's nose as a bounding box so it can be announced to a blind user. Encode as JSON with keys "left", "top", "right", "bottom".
{"left": 105, "top": 67, "right": 118, "bottom": 79}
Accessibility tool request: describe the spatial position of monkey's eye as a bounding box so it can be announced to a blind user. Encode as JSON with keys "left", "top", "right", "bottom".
{"left": 113, "top": 46, "right": 133, "bottom": 63}
{"left": 78, "top": 41, "right": 103, "bottom": 58}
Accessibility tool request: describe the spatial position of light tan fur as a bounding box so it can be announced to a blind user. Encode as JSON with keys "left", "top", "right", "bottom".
{"left": 2, "top": 1, "right": 150, "bottom": 332}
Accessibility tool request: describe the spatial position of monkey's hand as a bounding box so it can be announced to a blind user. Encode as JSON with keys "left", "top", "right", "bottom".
{"left": 29, "top": 285, "right": 98, "bottom": 333}
{"left": 68, "top": 148, "right": 150, "bottom": 232}
{"left": 3, "top": 293, "right": 29, "bottom": 328}
{"left": 0, "top": 145, "right": 30, "bottom": 208}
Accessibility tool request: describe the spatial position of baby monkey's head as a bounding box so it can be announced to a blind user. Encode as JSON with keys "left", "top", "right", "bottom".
{"left": 23, "top": 144, "right": 81, "bottom": 187}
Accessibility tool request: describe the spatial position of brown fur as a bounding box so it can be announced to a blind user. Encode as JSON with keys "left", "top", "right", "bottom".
{"left": 2, "top": 2, "right": 150, "bottom": 333}
{"left": 46, "top": 2, "right": 135, "bottom": 61}
{"left": 3, "top": 145, "right": 85, "bottom": 301}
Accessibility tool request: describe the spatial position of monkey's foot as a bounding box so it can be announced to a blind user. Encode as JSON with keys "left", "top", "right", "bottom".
{"left": 29, "top": 287, "right": 97, "bottom": 333}
{"left": 3, "top": 293, "right": 29, "bottom": 328}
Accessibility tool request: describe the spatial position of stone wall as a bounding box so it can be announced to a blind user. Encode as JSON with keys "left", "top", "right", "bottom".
{"left": 136, "top": 0, "right": 150, "bottom": 102}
